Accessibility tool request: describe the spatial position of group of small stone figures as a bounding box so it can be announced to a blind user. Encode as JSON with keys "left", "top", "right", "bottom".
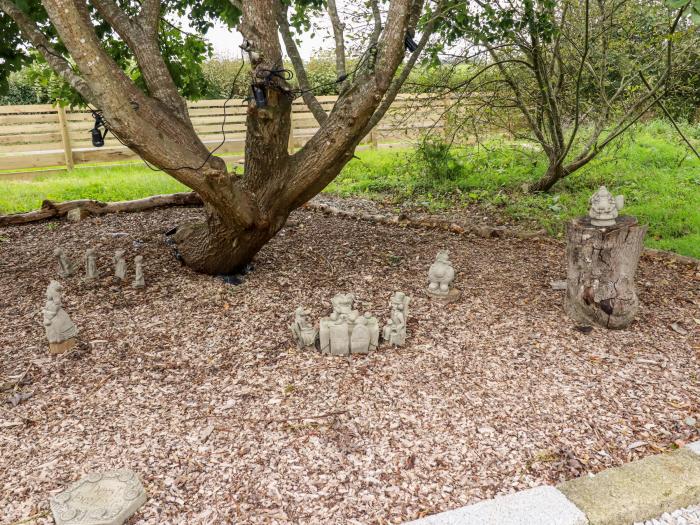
{"left": 290, "top": 292, "right": 410, "bottom": 356}
{"left": 291, "top": 249, "right": 460, "bottom": 355}
{"left": 43, "top": 248, "right": 146, "bottom": 354}
{"left": 55, "top": 247, "right": 145, "bottom": 288}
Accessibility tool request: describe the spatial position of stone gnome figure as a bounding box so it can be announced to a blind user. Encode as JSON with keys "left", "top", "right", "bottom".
{"left": 290, "top": 307, "right": 318, "bottom": 348}
{"left": 589, "top": 186, "right": 625, "bottom": 227}
{"left": 383, "top": 292, "right": 410, "bottom": 346}
{"left": 428, "top": 250, "right": 459, "bottom": 301}
{"left": 114, "top": 250, "right": 127, "bottom": 280}
{"left": 133, "top": 255, "right": 145, "bottom": 288}
{"left": 54, "top": 248, "right": 76, "bottom": 277}
{"left": 85, "top": 248, "right": 98, "bottom": 280}
{"left": 43, "top": 280, "right": 78, "bottom": 354}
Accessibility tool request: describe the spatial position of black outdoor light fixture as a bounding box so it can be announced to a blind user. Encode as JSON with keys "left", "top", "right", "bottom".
{"left": 405, "top": 31, "right": 418, "bottom": 53}
{"left": 252, "top": 83, "right": 268, "bottom": 108}
{"left": 90, "top": 112, "right": 107, "bottom": 148}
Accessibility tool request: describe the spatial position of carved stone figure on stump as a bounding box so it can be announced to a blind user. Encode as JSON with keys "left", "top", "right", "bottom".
{"left": 290, "top": 307, "right": 318, "bottom": 348}
{"left": 55, "top": 248, "right": 75, "bottom": 277}
{"left": 43, "top": 280, "right": 78, "bottom": 354}
{"left": 114, "top": 250, "right": 127, "bottom": 280}
{"left": 85, "top": 248, "right": 98, "bottom": 280}
{"left": 383, "top": 292, "right": 410, "bottom": 346}
{"left": 589, "top": 186, "right": 625, "bottom": 227}
{"left": 428, "top": 250, "right": 460, "bottom": 302}
{"left": 566, "top": 193, "right": 646, "bottom": 329}
{"left": 133, "top": 255, "right": 145, "bottom": 288}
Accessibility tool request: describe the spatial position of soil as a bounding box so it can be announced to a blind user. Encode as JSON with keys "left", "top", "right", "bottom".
{"left": 1, "top": 198, "right": 699, "bottom": 524}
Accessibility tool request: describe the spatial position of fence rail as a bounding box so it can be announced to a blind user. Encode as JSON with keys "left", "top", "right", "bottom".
{"left": 0, "top": 94, "right": 447, "bottom": 174}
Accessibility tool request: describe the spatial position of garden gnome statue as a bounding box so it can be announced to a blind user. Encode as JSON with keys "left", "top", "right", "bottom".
{"left": 319, "top": 294, "right": 379, "bottom": 355}
{"left": 383, "top": 292, "right": 410, "bottom": 346}
{"left": 43, "top": 280, "right": 78, "bottom": 354}
{"left": 114, "top": 250, "right": 126, "bottom": 280}
{"left": 85, "top": 248, "right": 98, "bottom": 280}
{"left": 133, "top": 255, "right": 145, "bottom": 288}
{"left": 428, "top": 250, "right": 459, "bottom": 302}
{"left": 589, "top": 186, "right": 625, "bottom": 227}
{"left": 55, "top": 248, "right": 76, "bottom": 277}
{"left": 290, "top": 307, "right": 318, "bottom": 348}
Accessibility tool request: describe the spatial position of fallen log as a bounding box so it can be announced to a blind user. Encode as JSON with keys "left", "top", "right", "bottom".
{"left": 0, "top": 192, "right": 202, "bottom": 227}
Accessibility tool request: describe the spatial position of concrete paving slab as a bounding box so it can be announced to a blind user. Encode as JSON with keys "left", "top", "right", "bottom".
{"left": 558, "top": 448, "right": 700, "bottom": 525}
{"left": 405, "top": 486, "right": 588, "bottom": 525}
{"left": 687, "top": 441, "right": 700, "bottom": 456}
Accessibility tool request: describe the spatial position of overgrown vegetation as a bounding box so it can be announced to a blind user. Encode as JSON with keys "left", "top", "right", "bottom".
{"left": 328, "top": 121, "right": 700, "bottom": 258}
{"left": 2, "top": 122, "right": 698, "bottom": 258}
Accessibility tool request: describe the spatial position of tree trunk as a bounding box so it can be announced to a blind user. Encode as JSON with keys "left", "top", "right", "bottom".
{"left": 530, "top": 161, "right": 566, "bottom": 192}
{"left": 565, "top": 215, "right": 647, "bottom": 329}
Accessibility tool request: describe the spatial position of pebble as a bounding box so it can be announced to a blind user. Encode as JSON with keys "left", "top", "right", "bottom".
{"left": 634, "top": 505, "right": 700, "bottom": 525}
{"left": 685, "top": 416, "right": 697, "bottom": 426}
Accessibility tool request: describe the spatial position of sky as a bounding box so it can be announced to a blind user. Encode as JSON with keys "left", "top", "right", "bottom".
{"left": 204, "top": 23, "right": 329, "bottom": 60}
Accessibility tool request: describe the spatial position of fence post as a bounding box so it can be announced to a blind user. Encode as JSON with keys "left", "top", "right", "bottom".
{"left": 369, "top": 129, "right": 378, "bottom": 149}
{"left": 288, "top": 110, "right": 295, "bottom": 153}
{"left": 56, "top": 104, "right": 74, "bottom": 170}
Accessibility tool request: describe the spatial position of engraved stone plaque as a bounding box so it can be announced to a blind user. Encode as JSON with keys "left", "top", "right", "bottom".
{"left": 49, "top": 469, "right": 147, "bottom": 525}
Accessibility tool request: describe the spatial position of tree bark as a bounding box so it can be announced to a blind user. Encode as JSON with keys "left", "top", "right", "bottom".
{"left": 565, "top": 216, "right": 647, "bottom": 329}
{"left": 530, "top": 161, "right": 566, "bottom": 192}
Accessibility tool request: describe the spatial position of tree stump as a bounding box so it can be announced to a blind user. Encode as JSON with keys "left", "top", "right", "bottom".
{"left": 565, "top": 216, "right": 647, "bottom": 329}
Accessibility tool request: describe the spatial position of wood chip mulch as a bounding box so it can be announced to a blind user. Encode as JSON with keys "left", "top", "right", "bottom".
{"left": 1, "top": 200, "right": 699, "bottom": 524}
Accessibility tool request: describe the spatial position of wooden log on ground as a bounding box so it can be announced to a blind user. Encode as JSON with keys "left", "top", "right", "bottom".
{"left": 0, "top": 192, "right": 202, "bottom": 227}
{"left": 565, "top": 216, "right": 647, "bottom": 329}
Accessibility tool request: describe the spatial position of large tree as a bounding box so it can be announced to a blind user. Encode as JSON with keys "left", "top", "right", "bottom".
{"left": 0, "top": 0, "right": 441, "bottom": 274}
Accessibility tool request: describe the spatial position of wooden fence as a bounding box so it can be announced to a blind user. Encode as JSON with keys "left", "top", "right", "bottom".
{"left": 0, "top": 94, "right": 446, "bottom": 174}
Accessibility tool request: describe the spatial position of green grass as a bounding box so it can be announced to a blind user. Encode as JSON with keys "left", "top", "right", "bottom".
{"left": 1, "top": 121, "right": 698, "bottom": 258}
{"left": 328, "top": 121, "right": 700, "bottom": 258}
{"left": 0, "top": 164, "right": 187, "bottom": 213}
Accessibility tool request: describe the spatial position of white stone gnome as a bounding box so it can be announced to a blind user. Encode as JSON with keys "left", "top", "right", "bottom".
{"left": 589, "top": 186, "right": 625, "bottom": 227}
{"left": 114, "top": 249, "right": 127, "bottom": 280}
{"left": 54, "top": 247, "right": 76, "bottom": 277}
{"left": 43, "top": 280, "right": 78, "bottom": 354}
{"left": 428, "top": 250, "right": 456, "bottom": 298}
{"left": 132, "top": 255, "right": 145, "bottom": 288}
{"left": 85, "top": 248, "right": 98, "bottom": 279}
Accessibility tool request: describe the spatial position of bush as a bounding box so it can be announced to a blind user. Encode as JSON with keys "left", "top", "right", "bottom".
{"left": 414, "top": 137, "right": 463, "bottom": 184}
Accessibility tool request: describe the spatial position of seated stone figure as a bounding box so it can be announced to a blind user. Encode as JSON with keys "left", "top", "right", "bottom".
{"left": 383, "top": 291, "right": 410, "bottom": 346}
{"left": 290, "top": 307, "right": 318, "bottom": 348}
{"left": 43, "top": 280, "right": 78, "bottom": 354}
{"left": 589, "top": 186, "right": 625, "bottom": 227}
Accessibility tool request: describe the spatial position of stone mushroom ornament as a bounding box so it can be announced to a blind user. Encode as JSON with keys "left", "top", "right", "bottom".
{"left": 290, "top": 307, "right": 318, "bottom": 348}
{"left": 43, "top": 280, "right": 78, "bottom": 354}
{"left": 55, "top": 247, "right": 76, "bottom": 277}
{"left": 589, "top": 185, "right": 625, "bottom": 227}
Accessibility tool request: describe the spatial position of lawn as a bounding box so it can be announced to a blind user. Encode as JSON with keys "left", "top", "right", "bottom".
{"left": 1, "top": 121, "right": 698, "bottom": 258}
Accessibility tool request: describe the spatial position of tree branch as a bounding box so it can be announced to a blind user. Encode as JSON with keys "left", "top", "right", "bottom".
{"left": 277, "top": 5, "right": 327, "bottom": 124}
{"left": 327, "top": 0, "right": 348, "bottom": 91}
{"left": 91, "top": 0, "right": 189, "bottom": 121}
{"left": 0, "top": 0, "right": 95, "bottom": 102}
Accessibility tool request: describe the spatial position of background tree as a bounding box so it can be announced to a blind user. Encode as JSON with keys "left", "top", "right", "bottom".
{"left": 0, "top": 0, "right": 442, "bottom": 274}
{"left": 434, "top": 0, "right": 696, "bottom": 192}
